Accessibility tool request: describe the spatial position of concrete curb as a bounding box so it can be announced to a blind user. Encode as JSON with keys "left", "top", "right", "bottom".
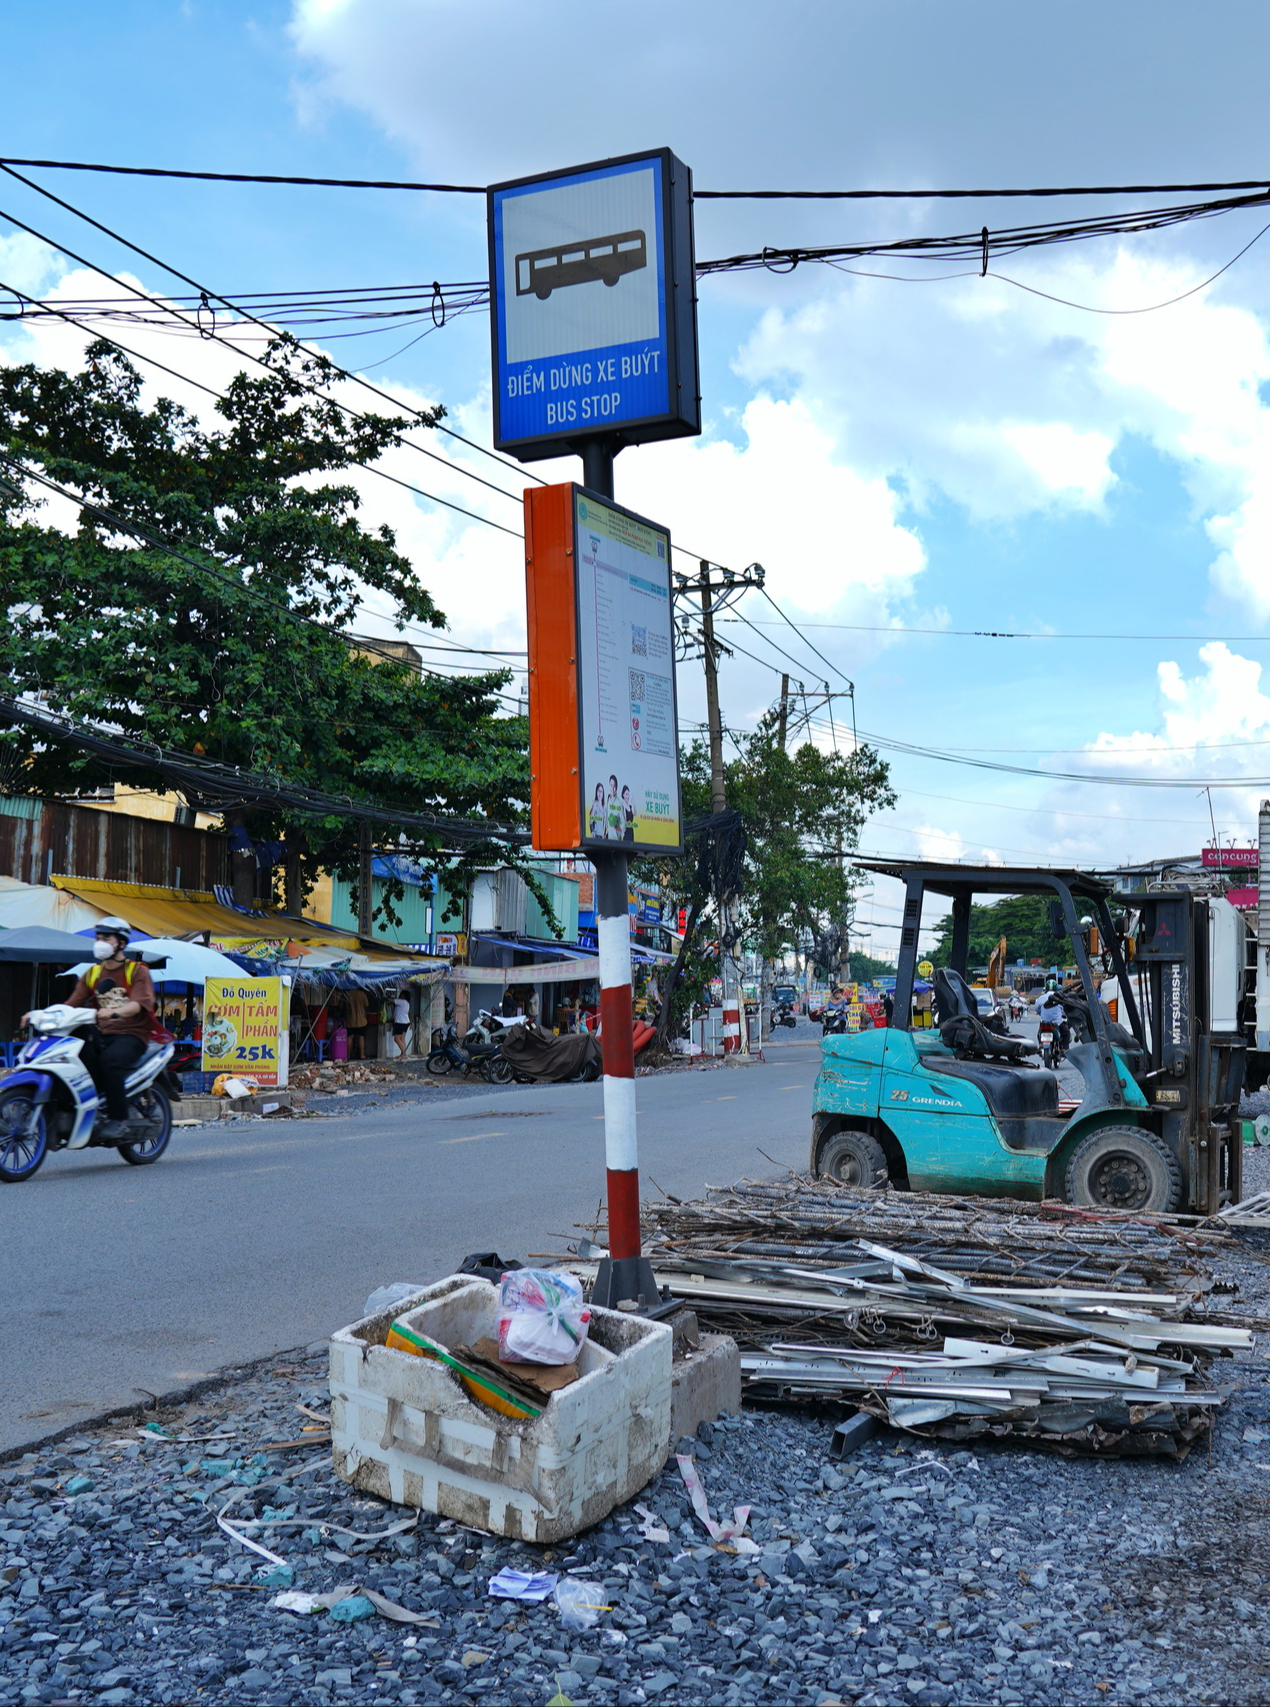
{"left": 0, "top": 1339, "right": 325, "bottom": 1464}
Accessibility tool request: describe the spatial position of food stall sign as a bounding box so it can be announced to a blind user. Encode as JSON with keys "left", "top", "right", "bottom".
{"left": 201, "top": 976, "right": 290, "bottom": 1087}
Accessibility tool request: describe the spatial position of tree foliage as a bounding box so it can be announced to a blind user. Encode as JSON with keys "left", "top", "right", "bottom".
{"left": 846, "top": 949, "right": 895, "bottom": 983}
{"left": 0, "top": 338, "right": 529, "bottom": 914}
{"left": 927, "top": 894, "right": 1070, "bottom": 971}
{"left": 639, "top": 714, "right": 896, "bottom": 1029}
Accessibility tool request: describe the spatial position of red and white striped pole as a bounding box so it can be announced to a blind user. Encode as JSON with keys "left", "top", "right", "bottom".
{"left": 591, "top": 852, "right": 660, "bottom": 1309}
{"left": 579, "top": 443, "right": 660, "bottom": 1311}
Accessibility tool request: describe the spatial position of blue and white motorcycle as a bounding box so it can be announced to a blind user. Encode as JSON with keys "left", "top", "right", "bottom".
{"left": 0, "top": 1004, "right": 177, "bottom": 1183}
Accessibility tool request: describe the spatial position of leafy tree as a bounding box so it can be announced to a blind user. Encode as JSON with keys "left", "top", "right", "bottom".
{"left": 640, "top": 715, "right": 896, "bottom": 1034}
{"left": 0, "top": 338, "right": 529, "bottom": 919}
{"left": 927, "top": 894, "right": 1070, "bottom": 971}
{"left": 847, "top": 949, "right": 895, "bottom": 982}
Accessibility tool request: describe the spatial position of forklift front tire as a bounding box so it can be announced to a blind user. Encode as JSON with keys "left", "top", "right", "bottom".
{"left": 818, "top": 1130, "right": 890, "bottom": 1191}
{"left": 1062, "top": 1126, "right": 1182, "bottom": 1213}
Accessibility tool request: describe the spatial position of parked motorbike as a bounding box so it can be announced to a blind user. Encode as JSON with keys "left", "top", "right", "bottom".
{"left": 426, "top": 1022, "right": 476, "bottom": 1077}
{"left": 0, "top": 1004, "right": 177, "bottom": 1184}
{"left": 463, "top": 1011, "right": 518, "bottom": 1084}
{"left": 773, "top": 1001, "right": 797, "bottom": 1029}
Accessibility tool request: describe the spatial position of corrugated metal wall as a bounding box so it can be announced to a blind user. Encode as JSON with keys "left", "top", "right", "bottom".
{"left": 0, "top": 798, "right": 230, "bottom": 889}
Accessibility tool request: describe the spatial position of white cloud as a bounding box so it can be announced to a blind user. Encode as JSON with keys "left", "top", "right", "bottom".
{"left": 1088, "top": 641, "right": 1270, "bottom": 764}
{"left": 0, "top": 232, "right": 63, "bottom": 299}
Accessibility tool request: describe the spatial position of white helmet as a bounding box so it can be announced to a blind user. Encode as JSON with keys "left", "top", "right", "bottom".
{"left": 94, "top": 915, "right": 133, "bottom": 944}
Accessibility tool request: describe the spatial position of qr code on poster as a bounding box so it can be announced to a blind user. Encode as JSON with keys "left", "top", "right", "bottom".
{"left": 631, "top": 623, "right": 648, "bottom": 656}
{"left": 629, "top": 669, "right": 646, "bottom": 702}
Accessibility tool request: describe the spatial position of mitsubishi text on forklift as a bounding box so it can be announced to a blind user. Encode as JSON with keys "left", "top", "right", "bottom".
{"left": 810, "top": 861, "right": 1243, "bottom": 1215}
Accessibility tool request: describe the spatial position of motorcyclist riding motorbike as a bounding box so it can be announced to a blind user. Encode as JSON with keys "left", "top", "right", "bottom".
{"left": 26, "top": 917, "right": 156, "bottom": 1140}
{"left": 1035, "top": 987, "right": 1071, "bottom": 1061}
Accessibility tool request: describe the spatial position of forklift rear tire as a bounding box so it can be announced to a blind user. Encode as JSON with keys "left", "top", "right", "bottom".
{"left": 818, "top": 1130, "right": 890, "bottom": 1191}
{"left": 1062, "top": 1126, "right": 1182, "bottom": 1213}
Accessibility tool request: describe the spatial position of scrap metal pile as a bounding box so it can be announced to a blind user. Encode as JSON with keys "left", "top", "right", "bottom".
{"left": 585, "top": 1178, "right": 1254, "bottom": 1459}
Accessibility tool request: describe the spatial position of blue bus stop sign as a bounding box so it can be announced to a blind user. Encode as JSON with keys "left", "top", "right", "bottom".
{"left": 488, "top": 149, "right": 700, "bottom": 461}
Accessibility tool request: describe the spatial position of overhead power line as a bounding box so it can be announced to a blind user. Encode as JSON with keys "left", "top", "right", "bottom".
{"left": 0, "top": 451, "right": 523, "bottom": 710}
{"left": 726, "top": 618, "right": 1270, "bottom": 642}
{"left": 851, "top": 722, "right": 1270, "bottom": 789}
{"left": 0, "top": 161, "right": 542, "bottom": 488}
{"left": 0, "top": 695, "right": 525, "bottom": 844}
{"left": 3, "top": 155, "right": 1268, "bottom": 201}
{"left": 696, "top": 189, "right": 1270, "bottom": 278}
{"left": 0, "top": 267, "right": 523, "bottom": 538}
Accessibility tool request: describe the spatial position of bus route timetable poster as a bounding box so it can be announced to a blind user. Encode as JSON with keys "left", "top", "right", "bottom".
{"left": 574, "top": 489, "right": 682, "bottom": 852}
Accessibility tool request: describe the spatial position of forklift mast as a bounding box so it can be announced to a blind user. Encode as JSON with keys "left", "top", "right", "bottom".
{"left": 1117, "top": 888, "right": 1244, "bottom": 1213}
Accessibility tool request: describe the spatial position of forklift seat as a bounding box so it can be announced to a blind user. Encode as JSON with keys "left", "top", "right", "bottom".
{"left": 931, "top": 969, "right": 1036, "bottom": 1064}
{"left": 932, "top": 968, "right": 979, "bottom": 1024}
{"left": 925, "top": 1057, "right": 1060, "bottom": 1121}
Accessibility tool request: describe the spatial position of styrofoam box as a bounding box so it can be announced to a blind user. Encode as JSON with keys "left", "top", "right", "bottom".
{"left": 329, "top": 1275, "right": 673, "bottom": 1542}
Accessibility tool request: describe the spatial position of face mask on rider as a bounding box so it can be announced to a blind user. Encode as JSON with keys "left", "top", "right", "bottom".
{"left": 92, "top": 939, "right": 116, "bottom": 961}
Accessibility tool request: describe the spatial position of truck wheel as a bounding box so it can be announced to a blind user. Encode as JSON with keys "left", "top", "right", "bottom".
{"left": 1063, "top": 1126, "right": 1182, "bottom": 1212}
{"left": 817, "top": 1130, "right": 889, "bottom": 1190}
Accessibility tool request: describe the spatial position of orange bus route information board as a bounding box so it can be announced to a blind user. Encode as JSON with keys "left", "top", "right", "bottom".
{"left": 201, "top": 976, "right": 291, "bottom": 1087}
{"left": 525, "top": 482, "right": 682, "bottom": 856}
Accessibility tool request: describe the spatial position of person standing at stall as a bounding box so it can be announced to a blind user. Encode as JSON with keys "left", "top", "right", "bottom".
{"left": 390, "top": 993, "right": 410, "bottom": 1059}
{"left": 343, "top": 985, "right": 369, "bottom": 1060}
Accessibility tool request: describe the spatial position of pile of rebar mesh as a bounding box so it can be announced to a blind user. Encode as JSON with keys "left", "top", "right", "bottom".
{"left": 639, "top": 1176, "right": 1225, "bottom": 1294}
{"left": 575, "top": 1177, "right": 1251, "bottom": 1458}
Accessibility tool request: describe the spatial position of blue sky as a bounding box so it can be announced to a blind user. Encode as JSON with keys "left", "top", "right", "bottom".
{"left": 5, "top": 1, "right": 1270, "bottom": 955}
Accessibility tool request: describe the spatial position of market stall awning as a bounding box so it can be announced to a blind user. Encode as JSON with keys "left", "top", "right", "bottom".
{"left": 51, "top": 877, "right": 364, "bottom": 951}
{"left": 471, "top": 934, "right": 597, "bottom": 961}
{"left": 61, "top": 938, "right": 247, "bottom": 986}
{"left": 0, "top": 925, "right": 100, "bottom": 963}
{"left": 449, "top": 959, "right": 601, "bottom": 987}
{"left": 0, "top": 878, "right": 106, "bottom": 935}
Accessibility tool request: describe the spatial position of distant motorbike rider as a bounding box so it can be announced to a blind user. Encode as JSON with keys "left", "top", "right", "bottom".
{"left": 1035, "top": 988, "right": 1070, "bottom": 1055}
{"left": 64, "top": 918, "right": 156, "bottom": 1138}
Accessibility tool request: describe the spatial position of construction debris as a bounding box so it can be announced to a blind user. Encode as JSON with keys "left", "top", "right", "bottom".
{"left": 573, "top": 1176, "right": 1253, "bottom": 1457}
{"left": 1211, "top": 1189, "right": 1270, "bottom": 1229}
{"left": 638, "top": 1175, "right": 1227, "bottom": 1293}
{"left": 288, "top": 1061, "right": 406, "bottom": 1092}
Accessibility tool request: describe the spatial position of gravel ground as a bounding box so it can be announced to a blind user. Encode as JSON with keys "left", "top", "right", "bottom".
{"left": 4, "top": 1160, "right": 1270, "bottom": 1707}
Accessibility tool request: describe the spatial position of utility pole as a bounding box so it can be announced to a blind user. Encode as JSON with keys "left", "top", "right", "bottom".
{"left": 357, "top": 819, "right": 373, "bottom": 939}
{"left": 692, "top": 558, "right": 764, "bottom": 1054}
{"left": 698, "top": 562, "right": 727, "bottom": 816}
{"left": 777, "top": 673, "right": 790, "bottom": 750}
{"left": 697, "top": 560, "right": 740, "bottom": 1053}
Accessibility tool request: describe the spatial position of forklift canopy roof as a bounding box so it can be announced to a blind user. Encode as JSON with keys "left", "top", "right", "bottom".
{"left": 852, "top": 859, "right": 1114, "bottom": 900}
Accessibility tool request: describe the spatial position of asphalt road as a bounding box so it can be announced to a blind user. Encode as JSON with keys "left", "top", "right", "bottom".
{"left": 0, "top": 1036, "right": 823, "bottom": 1454}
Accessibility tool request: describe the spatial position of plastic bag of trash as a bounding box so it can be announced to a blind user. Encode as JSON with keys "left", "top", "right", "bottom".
{"left": 363, "top": 1282, "right": 427, "bottom": 1320}
{"left": 498, "top": 1269, "right": 590, "bottom": 1366}
{"left": 554, "top": 1576, "right": 607, "bottom": 1630}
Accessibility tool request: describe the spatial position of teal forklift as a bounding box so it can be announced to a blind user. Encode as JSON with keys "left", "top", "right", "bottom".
{"left": 810, "top": 861, "right": 1243, "bottom": 1214}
